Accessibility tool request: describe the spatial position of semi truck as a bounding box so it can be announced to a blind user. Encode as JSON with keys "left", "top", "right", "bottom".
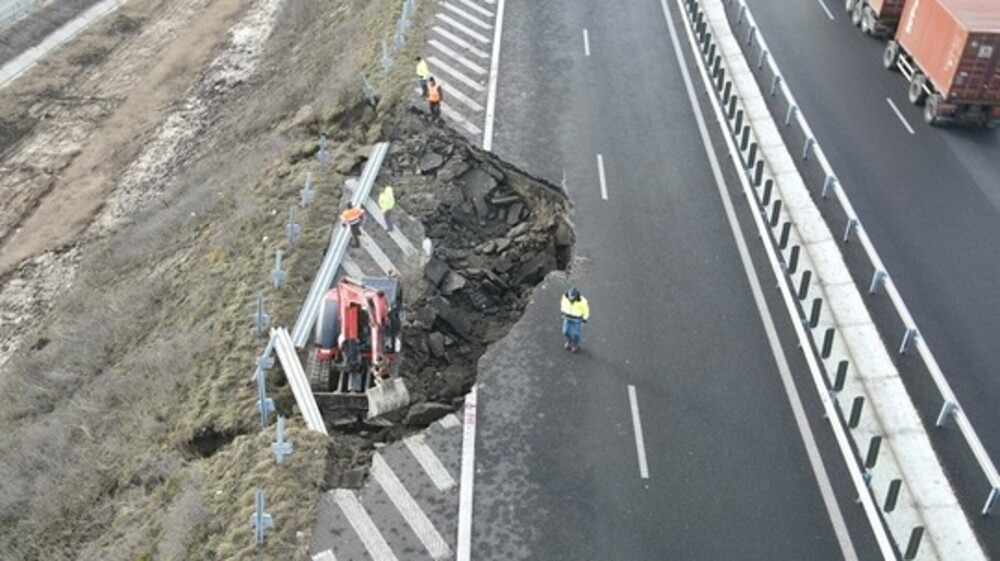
{"left": 846, "top": 0, "right": 1000, "bottom": 127}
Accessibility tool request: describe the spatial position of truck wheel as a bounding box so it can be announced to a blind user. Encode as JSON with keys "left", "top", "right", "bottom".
{"left": 861, "top": 7, "right": 875, "bottom": 34}
{"left": 924, "top": 94, "right": 942, "bottom": 126}
{"left": 883, "top": 41, "right": 900, "bottom": 70}
{"left": 908, "top": 73, "right": 927, "bottom": 105}
{"left": 844, "top": 0, "right": 856, "bottom": 13}
{"left": 851, "top": 1, "right": 864, "bottom": 27}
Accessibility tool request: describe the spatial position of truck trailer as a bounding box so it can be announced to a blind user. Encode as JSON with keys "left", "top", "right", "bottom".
{"left": 845, "top": 0, "right": 908, "bottom": 37}
{"left": 882, "top": 0, "right": 1000, "bottom": 126}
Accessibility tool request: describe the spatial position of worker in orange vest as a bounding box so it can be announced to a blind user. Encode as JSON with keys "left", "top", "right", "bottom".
{"left": 426, "top": 76, "right": 443, "bottom": 123}
{"left": 341, "top": 202, "right": 365, "bottom": 247}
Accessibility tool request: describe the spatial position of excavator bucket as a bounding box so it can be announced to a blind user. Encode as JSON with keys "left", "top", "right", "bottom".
{"left": 366, "top": 377, "right": 409, "bottom": 419}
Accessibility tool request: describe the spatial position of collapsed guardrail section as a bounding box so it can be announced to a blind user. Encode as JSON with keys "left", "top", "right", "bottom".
{"left": 677, "top": 0, "right": 989, "bottom": 559}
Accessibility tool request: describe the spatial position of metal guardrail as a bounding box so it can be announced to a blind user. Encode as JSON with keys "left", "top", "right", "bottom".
{"left": 273, "top": 327, "right": 327, "bottom": 434}
{"left": 722, "top": 0, "right": 1000, "bottom": 516}
{"left": 290, "top": 141, "right": 390, "bottom": 348}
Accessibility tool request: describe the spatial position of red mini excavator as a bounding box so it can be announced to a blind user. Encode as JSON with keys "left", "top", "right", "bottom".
{"left": 308, "top": 276, "right": 409, "bottom": 420}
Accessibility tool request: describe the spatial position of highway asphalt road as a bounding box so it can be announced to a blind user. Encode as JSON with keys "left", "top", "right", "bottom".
{"left": 741, "top": 0, "right": 1000, "bottom": 546}
{"left": 466, "top": 0, "right": 883, "bottom": 558}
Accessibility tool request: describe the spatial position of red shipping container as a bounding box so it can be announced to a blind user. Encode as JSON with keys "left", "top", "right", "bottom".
{"left": 896, "top": 0, "right": 1000, "bottom": 103}
{"left": 869, "top": 0, "right": 907, "bottom": 21}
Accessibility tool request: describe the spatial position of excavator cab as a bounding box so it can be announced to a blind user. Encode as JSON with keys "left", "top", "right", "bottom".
{"left": 309, "top": 277, "right": 408, "bottom": 421}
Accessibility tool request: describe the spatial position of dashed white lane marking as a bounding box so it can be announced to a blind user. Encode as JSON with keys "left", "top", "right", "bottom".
{"left": 428, "top": 56, "right": 485, "bottom": 92}
{"left": 816, "top": 0, "right": 835, "bottom": 20}
{"left": 372, "top": 454, "right": 452, "bottom": 559}
{"left": 454, "top": 0, "right": 494, "bottom": 19}
{"left": 360, "top": 231, "right": 397, "bottom": 275}
{"left": 405, "top": 434, "right": 457, "bottom": 491}
{"left": 627, "top": 385, "right": 650, "bottom": 479}
{"left": 429, "top": 39, "right": 487, "bottom": 75}
{"left": 480, "top": 0, "right": 506, "bottom": 151}
{"left": 441, "top": 1, "right": 492, "bottom": 30}
{"left": 441, "top": 103, "right": 484, "bottom": 135}
{"left": 886, "top": 97, "right": 915, "bottom": 135}
{"left": 312, "top": 550, "right": 338, "bottom": 561}
{"left": 583, "top": 28, "right": 591, "bottom": 56}
{"left": 439, "top": 413, "right": 461, "bottom": 429}
{"left": 596, "top": 153, "right": 609, "bottom": 201}
{"left": 435, "top": 13, "right": 491, "bottom": 43}
{"left": 432, "top": 26, "right": 490, "bottom": 58}
{"left": 456, "top": 387, "right": 478, "bottom": 561}
{"left": 428, "top": 76, "right": 484, "bottom": 111}
{"left": 332, "top": 489, "right": 399, "bottom": 561}
{"left": 341, "top": 254, "right": 365, "bottom": 278}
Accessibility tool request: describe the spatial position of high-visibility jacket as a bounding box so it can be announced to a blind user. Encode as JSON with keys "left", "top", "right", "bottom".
{"left": 341, "top": 206, "right": 365, "bottom": 225}
{"left": 378, "top": 187, "right": 396, "bottom": 212}
{"left": 427, "top": 82, "right": 441, "bottom": 102}
{"left": 561, "top": 295, "right": 590, "bottom": 321}
{"left": 416, "top": 60, "right": 430, "bottom": 79}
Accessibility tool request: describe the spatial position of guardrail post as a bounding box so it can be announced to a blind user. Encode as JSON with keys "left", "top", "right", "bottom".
{"left": 797, "top": 270, "right": 811, "bottom": 300}
{"left": 778, "top": 221, "right": 791, "bottom": 249}
{"left": 753, "top": 160, "right": 764, "bottom": 186}
{"left": 834, "top": 360, "right": 848, "bottom": 391}
{"left": 381, "top": 40, "right": 393, "bottom": 74}
{"left": 821, "top": 175, "right": 836, "bottom": 198}
{"left": 809, "top": 298, "right": 822, "bottom": 328}
{"left": 286, "top": 207, "right": 301, "bottom": 246}
{"left": 769, "top": 199, "right": 782, "bottom": 227}
{"left": 256, "top": 367, "right": 274, "bottom": 427}
{"left": 252, "top": 296, "right": 270, "bottom": 338}
{"left": 842, "top": 218, "right": 858, "bottom": 242}
{"left": 706, "top": 41, "right": 716, "bottom": 60}
{"left": 757, "top": 49, "right": 768, "bottom": 70}
{"left": 746, "top": 25, "right": 756, "bottom": 46}
{"left": 848, "top": 396, "right": 864, "bottom": 428}
{"left": 868, "top": 270, "right": 886, "bottom": 294}
{"left": 935, "top": 401, "right": 957, "bottom": 427}
{"left": 271, "top": 249, "right": 286, "bottom": 288}
{"left": 746, "top": 142, "right": 758, "bottom": 168}
{"left": 785, "top": 104, "right": 798, "bottom": 126}
{"left": 983, "top": 487, "right": 999, "bottom": 516}
{"left": 899, "top": 328, "right": 917, "bottom": 355}
{"left": 300, "top": 172, "right": 316, "bottom": 207}
{"left": 762, "top": 178, "right": 773, "bottom": 205}
{"left": 770, "top": 74, "right": 782, "bottom": 97}
{"left": 822, "top": 328, "right": 835, "bottom": 358}
{"left": 734, "top": 109, "right": 744, "bottom": 134}
{"left": 802, "top": 137, "right": 815, "bottom": 161}
{"left": 787, "top": 245, "right": 800, "bottom": 274}
{"left": 865, "top": 436, "right": 882, "bottom": 468}
{"left": 723, "top": 80, "right": 732, "bottom": 104}
{"left": 360, "top": 72, "right": 379, "bottom": 107}
{"left": 737, "top": 4, "right": 745, "bottom": 24}
{"left": 715, "top": 63, "right": 725, "bottom": 89}
{"left": 272, "top": 415, "right": 294, "bottom": 464}
{"left": 904, "top": 527, "right": 924, "bottom": 560}
{"left": 740, "top": 126, "right": 751, "bottom": 152}
{"left": 250, "top": 489, "right": 274, "bottom": 547}
{"left": 884, "top": 479, "right": 903, "bottom": 512}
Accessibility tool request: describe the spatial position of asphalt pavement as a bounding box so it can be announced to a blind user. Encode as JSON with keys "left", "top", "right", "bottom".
{"left": 740, "top": 0, "right": 1000, "bottom": 550}
{"left": 468, "top": 0, "right": 882, "bottom": 557}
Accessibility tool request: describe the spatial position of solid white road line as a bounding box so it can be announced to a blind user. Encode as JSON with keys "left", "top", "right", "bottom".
{"left": 456, "top": 387, "right": 478, "bottom": 561}
{"left": 432, "top": 26, "right": 490, "bottom": 58}
{"left": 663, "top": 1, "right": 859, "bottom": 558}
{"left": 583, "top": 28, "right": 591, "bottom": 56}
{"left": 363, "top": 197, "right": 419, "bottom": 255}
{"left": 405, "top": 434, "right": 457, "bottom": 491}
{"left": 441, "top": 103, "right": 483, "bottom": 135}
{"left": 428, "top": 75, "right": 484, "bottom": 111}
{"left": 428, "top": 56, "right": 485, "bottom": 92}
{"left": 481, "top": 0, "right": 506, "bottom": 150}
{"left": 429, "top": 39, "right": 487, "bottom": 74}
{"left": 312, "top": 550, "right": 338, "bottom": 561}
{"left": 441, "top": 2, "right": 492, "bottom": 30}
{"left": 816, "top": 0, "right": 835, "bottom": 20}
{"left": 435, "top": 14, "right": 491, "bottom": 43}
{"left": 627, "top": 385, "right": 650, "bottom": 479}
{"left": 455, "top": 0, "right": 494, "bottom": 19}
{"left": 886, "top": 98, "right": 915, "bottom": 135}
{"left": 359, "top": 231, "right": 397, "bottom": 275}
{"left": 341, "top": 254, "right": 365, "bottom": 278}
{"left": 332, "top": 489, "right": 399, "bottom": 561}
{"left": 372, "top": 454, "right": 452, "bottom": 559}
{"left": 596, "top": 153, "right": 609, "bottom": 200}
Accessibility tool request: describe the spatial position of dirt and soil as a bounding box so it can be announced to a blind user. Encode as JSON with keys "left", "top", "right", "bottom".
{"left": 0, "top": 0, "right": 571, "bottom": 558}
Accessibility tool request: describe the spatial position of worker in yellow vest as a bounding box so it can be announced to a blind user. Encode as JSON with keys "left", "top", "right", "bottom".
{"left": 426, "top": 76, "right": 443, "bottom": 123}
{"left": 378, "top": 185, "right": 396, "bottom": 232}
{"left": 415, "top": 56, "right": 430, "bottom": 97}
{"left": 341, "top": 202, "right": 365, "bottom": 247}
{"left": 560, "top": 286, "right": 590, "bottom": 352}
